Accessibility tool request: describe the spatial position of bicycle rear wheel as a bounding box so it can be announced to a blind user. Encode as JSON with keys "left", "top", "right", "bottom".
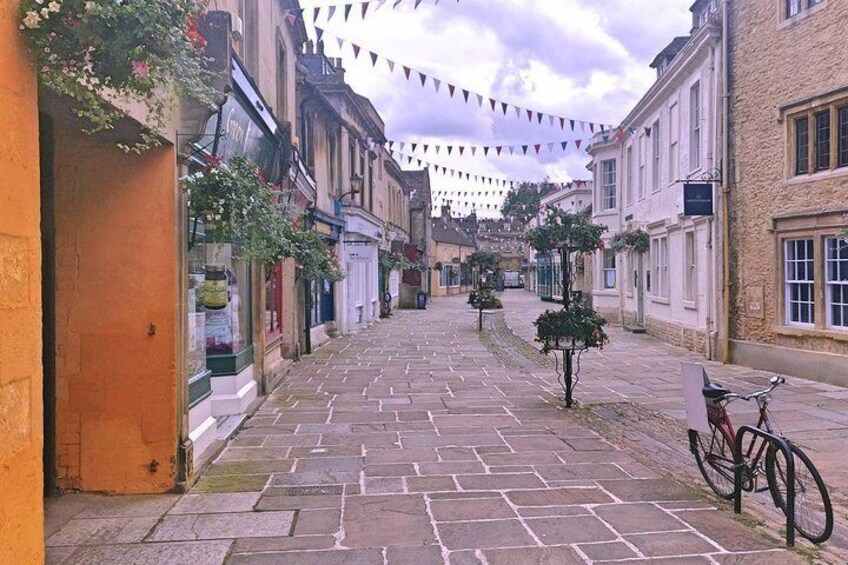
{"left": 766, "top": 443, "right": 833, "bottom": 544}
{"left": 692, "top": 422, "right": 736, "bottom": 500}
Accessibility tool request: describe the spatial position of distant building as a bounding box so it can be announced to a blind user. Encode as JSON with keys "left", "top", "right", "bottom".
{"left": 430, "top": 205, "right": 477, "bottom": 297}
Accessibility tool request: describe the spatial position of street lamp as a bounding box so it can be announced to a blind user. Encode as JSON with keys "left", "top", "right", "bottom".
{"left": 339, "top": 174, "right": 364, "bottom": 205}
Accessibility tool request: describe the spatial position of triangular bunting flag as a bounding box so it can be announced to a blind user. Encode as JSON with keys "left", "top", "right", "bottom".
{"left": 423, "top": 144, "right": 429, "bottom": 153}
{"left": 496, "top": 146, "right": 503, "bottom": 155}
{"left": 351, "top": 44, "right": 361, "bottom": 58}
{"left": 387, "top": 59, "right": 395, "bottom": 72}
{"left": 328, "top": 5, "right": 337, "bottom": 20}
{"left": 489, "top": 98, "right": 496, "bottom": 111}
{"left": 526, "top": 109, "right": 533, "bottom": 122}
{"left": 501, "top": 102, "right": 508, "bottom": 115}
{"left": 433, "top": 78, "right": 441, "bottom": 93}
{"left": 315, "top": 26, "right": 325, "bottom": 42}
{"left": 549, "top": 115, "right": 555, "bottom": 127}
{"left": 415, "top": 0, "right": 423, "bottom": 7}
{"left": 362, "top": 3, "right": 369, "bottom": 18}
{"left": 570, "top": 120, "right": 575, "bottom": 131}
{"left": 514, "top": 106, "right": 521, "bottom": 118}
{"left": 403, "top": 66, "right": 411, "bottom": 79}
{"left": 534, "top": 144, "right": 541, "bottom": 154}
{"left": 462, "top": 89, "right": 470, "bottom": 103}
{"left": 559, "top": 117, "right": 566, "bottom": 129}
{"left": 522, "top": 145, "right": 528, "bottom": 155}
{"left": 370, "top": 51, "right": 378, "bottom": 66}
{"left": 419, "top": 72, "right": 427, "bottom": 86}
{"left": 447, "top": 146, "right": 453, "bottom": 156}
{"left": 575, "top": 140, "right": 582, "bottom": 149}
{"left": 336, "top": 37, "right": 344, "bottom": 50}
{"left": 547, "top": 143, "right": 555, "bottom": 153}
{"left": 459, "top": 146, "right": 465, "bottom": 156}
{"left": 344, "top": 4, "right": 352, "bottom": 21}
{"left": 448, "top": 84, "right": 456, "bottom": 98}
{"left": 509, "top": 147, "right": 515, "bottom": 155}
{"left": 411, "top": 143, "right": 417, "bottom": 152}
{"left": 536, "top": 113, "right": 543, "bottom": 124}
{"left": 561, "top": 141, "right": 568, "bottom": 151}
{"left": 483, "top": 147, "right": 489, "bottom": 156}
{"left": 590, "top": 123, "right": 595, "bottom": 133}
{"left": 476, "top": 94, "right": 484, "bottom": 107}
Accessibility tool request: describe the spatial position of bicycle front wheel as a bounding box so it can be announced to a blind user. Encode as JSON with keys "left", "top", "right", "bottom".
{"left": 766, "top": 443, "right": 833, "bottom": 544}
{"left": 692, "top": 422, "right": 737, "bottom": 500}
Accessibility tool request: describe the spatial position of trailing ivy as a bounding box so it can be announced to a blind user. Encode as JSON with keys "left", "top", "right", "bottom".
{"left": 183, "top": 156, "right": 344, "bottom": 282}
{"left": 609, "top": 227, "right": 650, "bottom": 254}
{"left": 20, "top": 0, "right": 215, "bottom": 152}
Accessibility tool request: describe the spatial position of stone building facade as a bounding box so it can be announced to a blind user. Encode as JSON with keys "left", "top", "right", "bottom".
{"left": 727, "top": 0, "right": 848, "bottom": 383}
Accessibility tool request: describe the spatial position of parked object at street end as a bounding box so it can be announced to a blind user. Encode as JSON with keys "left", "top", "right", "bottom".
{"left": 503, "top": 271, "right": 524, "bottom": 288}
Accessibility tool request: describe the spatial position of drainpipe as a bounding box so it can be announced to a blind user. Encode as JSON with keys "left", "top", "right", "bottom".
{"left": 721, "top": 0, "right": 732, "bottom": 364}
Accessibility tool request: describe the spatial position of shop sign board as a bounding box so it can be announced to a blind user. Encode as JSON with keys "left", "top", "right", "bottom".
{"left": 683, "top": 183, "right": 714, "bottom": 216}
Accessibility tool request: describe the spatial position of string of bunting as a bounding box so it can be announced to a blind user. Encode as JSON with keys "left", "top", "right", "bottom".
{"left": 385, "top": 136, "right": 593, "bottom": 158}
{"left": 390, "top": 149, "right": 513, "bottom": 191}
{"left": 296, "top": 0, "right": 454, "bottom": 25}
{"left": 315, "top": 27, "right": 616, "bottom": 131}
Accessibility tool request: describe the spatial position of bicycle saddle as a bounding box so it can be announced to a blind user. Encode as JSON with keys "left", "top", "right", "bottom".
{"left": 702, "top": 382, "right": 731, "bottom": 399}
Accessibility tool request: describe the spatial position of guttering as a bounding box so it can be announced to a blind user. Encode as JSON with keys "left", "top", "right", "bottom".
{"left": 721, "top": 0, "right": 731, "bottom": 364}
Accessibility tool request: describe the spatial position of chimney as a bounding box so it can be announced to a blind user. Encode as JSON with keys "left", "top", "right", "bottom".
{"left": 305, "top": 40, "right": 314, "bottom": 55}
{"left": 441, "top": 204, "right": 451, "bottom": 219}
{"left": 317, "top": 40, "right": 324, "bottom": 56}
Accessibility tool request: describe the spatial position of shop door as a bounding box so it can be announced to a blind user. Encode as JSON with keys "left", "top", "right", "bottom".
{"left": 39, "top": 113, "right": 57, "bottom": 496}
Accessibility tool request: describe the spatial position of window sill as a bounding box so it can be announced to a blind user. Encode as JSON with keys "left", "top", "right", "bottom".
{"left": 773, "top": 325, "right": 848, "bottom": 342}
{"left": 777, "top": 1, "right": 827, "bottom": 30}
{"left": 683, "top": 300, "right": 697, "bottom": 310}
{"left": 650, "top": 296, "right": 670, "bottom": 305}
{"left": 594, "top": 290, "right": 619, "bottom": 297}
{"left": 787, "top": 165, "right": 848, "bottom": 185}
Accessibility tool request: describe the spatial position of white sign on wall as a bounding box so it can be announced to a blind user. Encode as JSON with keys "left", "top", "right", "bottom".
{"left": 682, "top": 362, "right": 710, "bottom": 433}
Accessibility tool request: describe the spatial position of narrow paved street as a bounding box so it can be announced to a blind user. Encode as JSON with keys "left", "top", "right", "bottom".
{"left": 45, "top": 293, "right": 814, "bottom": 564}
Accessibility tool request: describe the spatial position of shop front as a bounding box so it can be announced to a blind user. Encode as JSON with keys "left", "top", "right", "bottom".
{"left": 182, "top": 55, "right": 289, "bottom": 473}
{"left": 308, "top": 209, "right": 344, "bottom": 351}
{"left": 341, "top": 208, "right": 382, "bottom": 334}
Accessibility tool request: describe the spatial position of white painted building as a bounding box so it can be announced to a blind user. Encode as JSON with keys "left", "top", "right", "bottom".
{"left": 587, "top": 0, "right": 724, "bottom": 358}
{"left": 525, "top": 182, "right": 593, "bottom": 300}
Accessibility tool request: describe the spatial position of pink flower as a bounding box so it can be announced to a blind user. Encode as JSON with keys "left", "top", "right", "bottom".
{"left": 131, "top": 60, "right": 149, "bottom": 78}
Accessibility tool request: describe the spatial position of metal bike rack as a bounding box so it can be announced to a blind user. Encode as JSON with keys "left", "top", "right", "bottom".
{"left": 733, "top": 425, "right": 796, "bottom": 547}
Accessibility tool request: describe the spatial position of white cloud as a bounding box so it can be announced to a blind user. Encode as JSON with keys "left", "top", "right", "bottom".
{"left": 307, "top": 0, "right": 691, "bottom": 217}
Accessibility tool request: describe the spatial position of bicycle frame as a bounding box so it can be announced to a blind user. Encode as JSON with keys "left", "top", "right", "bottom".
{"left": 710, "top": 395, "right": 775, "bottom": 479}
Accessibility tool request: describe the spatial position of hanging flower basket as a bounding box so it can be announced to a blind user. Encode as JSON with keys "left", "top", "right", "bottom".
{"left": 609, "top": 227, "right": 650, "bottom": 254}
{"left": 534, "top": 303, "right": 609, "bottom": 354}
{"left": 468, "top": 288, "right": 503, "bottom": 310}
{"left": 434, "top": 261, "right": 444, "bottom": 271}
{"left": 19, "top": 0, "right": 215, "bottom": 152}
{"left": 182, "top": 156, "right": 344, "bottom": 281}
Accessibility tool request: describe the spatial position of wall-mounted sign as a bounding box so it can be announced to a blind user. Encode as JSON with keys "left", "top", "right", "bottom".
{"left": 683, "top": 183, "right": 714, "bottom": 216}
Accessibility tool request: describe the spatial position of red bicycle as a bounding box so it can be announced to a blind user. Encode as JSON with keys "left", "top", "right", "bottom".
{"left": 690, "top": 376, "right": 833, "bottom": 544}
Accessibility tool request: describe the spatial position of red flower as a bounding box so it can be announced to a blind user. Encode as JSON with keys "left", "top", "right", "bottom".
{"left": 185, "top": 15, "right": 207, "bottom": 50}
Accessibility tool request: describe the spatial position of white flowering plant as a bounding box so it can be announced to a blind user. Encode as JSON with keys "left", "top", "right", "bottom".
{"left": 20, "top": 0, "right": 214, "bottom": 152}
{"left": 183, "top": 156, "right": 345, "bottom": 281}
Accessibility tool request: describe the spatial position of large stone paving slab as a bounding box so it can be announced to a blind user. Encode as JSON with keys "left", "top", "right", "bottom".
{"left": 45, "top": 294, "right": 817, "bottom": 564}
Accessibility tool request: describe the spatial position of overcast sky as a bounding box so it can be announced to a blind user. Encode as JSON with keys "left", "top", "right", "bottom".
{"left": 305, "top": 0, "right": 693, "bottom": 217}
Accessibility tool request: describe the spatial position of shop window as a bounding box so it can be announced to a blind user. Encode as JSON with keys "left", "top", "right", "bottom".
{"left": 825, "top": 237, "right": 848, "bottom": 329}
{"left": 785, "top": 238, "right": 815, "bottom": 326}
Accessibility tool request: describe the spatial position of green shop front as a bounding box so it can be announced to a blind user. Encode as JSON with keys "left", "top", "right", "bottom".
{"left": 183, "top": 56, "right": 288, "bottom": 474}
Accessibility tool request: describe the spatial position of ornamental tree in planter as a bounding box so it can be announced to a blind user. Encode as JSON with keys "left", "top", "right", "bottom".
{"left": 468, "top": 286, "right": 503, "bottom": 331}
{"left": 19, "top": 0, "right": 215, "bottom": 152}
{"left": 525, "top": 206, "right": 608, "bottom": 407}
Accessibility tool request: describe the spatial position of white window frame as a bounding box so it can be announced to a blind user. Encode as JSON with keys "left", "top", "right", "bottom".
{"left": 784, "top": 238, "right": 815, "bottom": 327}
{"left": 652, "top": 236, "right": 669, "bottom": 298}
{"left": 652, "top": 119, "right": 661, "bottom": 192}
{"left": 639, "top": 136, "right": 646, "bottom": 199}
{"left": 684, "top": 231, "right": 697, "bottom": 302}
{"left": 825, "top": 237, "right": 848, "bottom": 330}
{"left": 669, "top": 102, "right": 679, "bottom": 183}
{"left": 601, "top": 159, "right": 617, "bottom": 210}
{"left": 690, "top": 82, "right": 702, "bottom": 172}
{"left": 603, "top": 250, "right": 617, "bottom": 289}
{"left": 626, "top": 145, "right": 634, "bottom": 206}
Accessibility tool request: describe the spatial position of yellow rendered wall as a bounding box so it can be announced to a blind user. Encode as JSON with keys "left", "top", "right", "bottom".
{"left": 0, "top": 1, "right": 44, "bottom": 562}
{"left": 52, "top": 124, "right": 179, "bottom": 493}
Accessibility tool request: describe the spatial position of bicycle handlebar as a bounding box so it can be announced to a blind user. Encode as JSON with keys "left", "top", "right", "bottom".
{"left": 721, "top": 376, "right": 785, "bottom": 402}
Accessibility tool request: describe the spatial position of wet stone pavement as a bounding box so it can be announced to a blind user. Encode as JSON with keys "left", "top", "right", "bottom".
{"left": 46, "top": 294, "right": 809, "bottom": 564}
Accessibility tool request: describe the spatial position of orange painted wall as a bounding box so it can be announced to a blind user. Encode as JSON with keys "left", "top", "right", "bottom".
{"left": 51, "top": 123, "right": 179, "bottom": 493}
{"left": 0, "top": 1, "right": 44, "bottom": 562}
